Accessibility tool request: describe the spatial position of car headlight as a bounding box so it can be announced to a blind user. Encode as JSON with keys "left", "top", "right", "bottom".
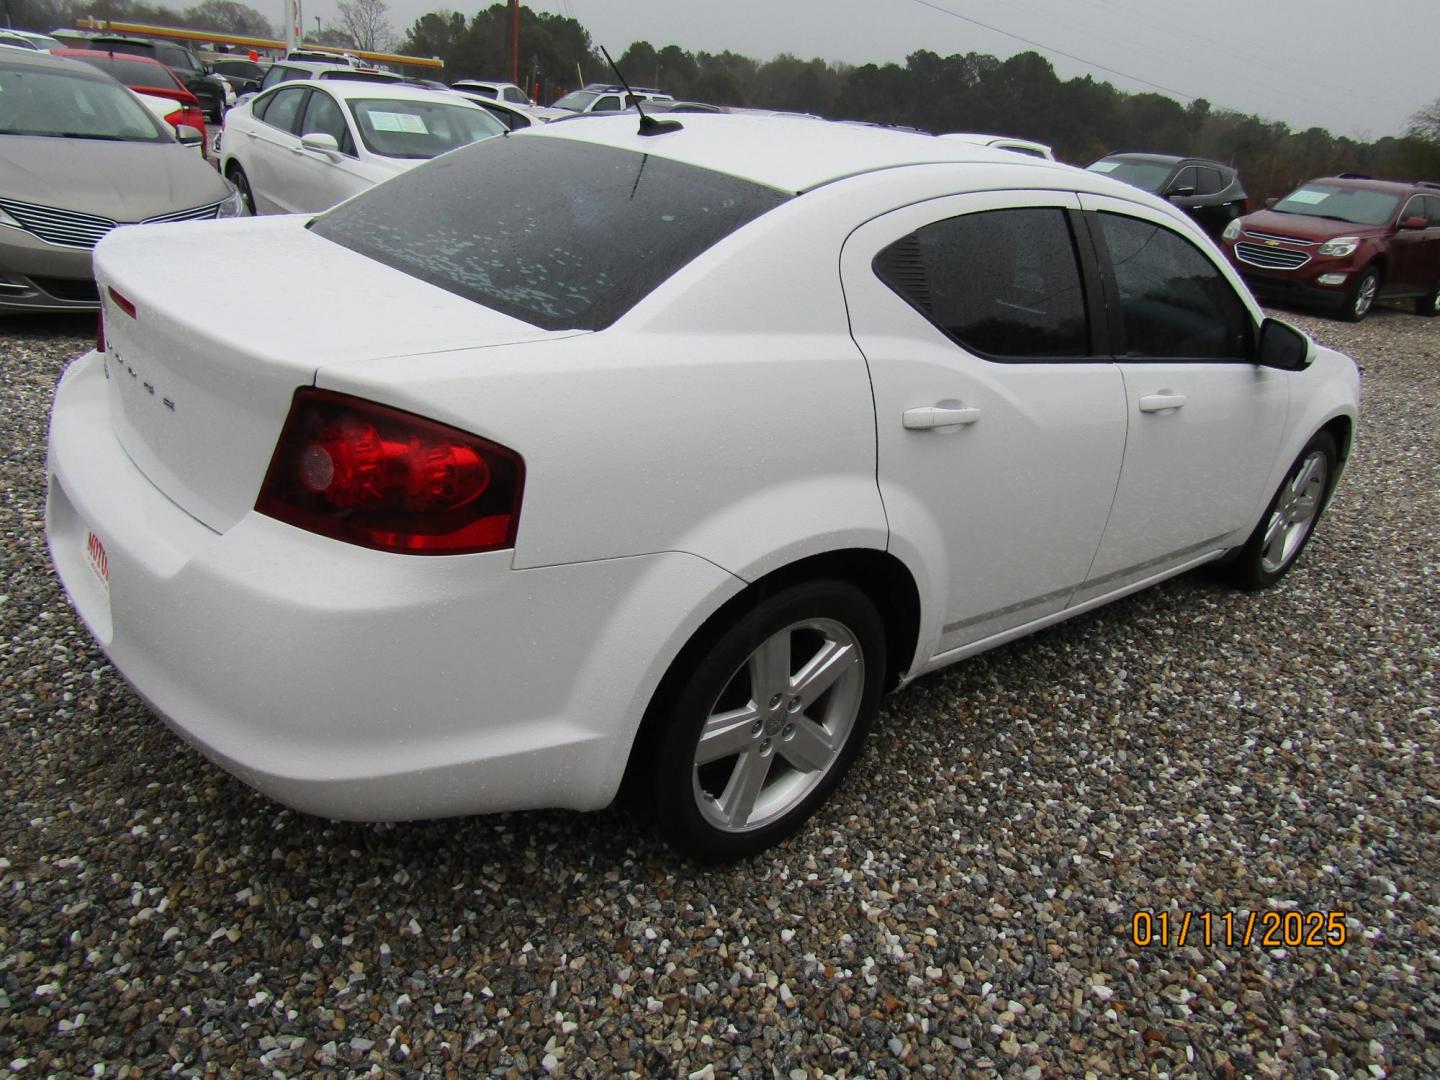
{"left": 1318, "top": 236, "right": 1359, "bottom": 257}
{"left": 1221, "top": 218, "right": 1242, "bottom": 242}
{"left": 216, "top": 186, "right": 248, "bottom": 218}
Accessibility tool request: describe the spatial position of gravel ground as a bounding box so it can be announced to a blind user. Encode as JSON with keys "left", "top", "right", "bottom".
{"left": 2, "top": 304, "right": 1437, "bottom": 1079}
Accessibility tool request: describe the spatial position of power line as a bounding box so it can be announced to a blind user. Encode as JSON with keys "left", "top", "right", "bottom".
{"left": 902, "top": 0, "right": 1205, "bottom": 103}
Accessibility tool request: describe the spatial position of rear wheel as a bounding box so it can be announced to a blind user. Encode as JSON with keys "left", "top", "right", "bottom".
{"left": 648, "top": 581, "right": 885, "bottom": 861}
{"left": 1222, "top": 431, "right": 1337, "bottom": 590}
{"left": 1343, "top": 266, "right": 1379, "bottom": 322}
{"left": 225, "top": 163, "right": 255, "bottom": 216}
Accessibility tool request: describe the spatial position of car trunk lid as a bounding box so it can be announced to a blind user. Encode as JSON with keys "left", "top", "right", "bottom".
{"left": 94, "top": 215, "right": 567, "bottom": 533}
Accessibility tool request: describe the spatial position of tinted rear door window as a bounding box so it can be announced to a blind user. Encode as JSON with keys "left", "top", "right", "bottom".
{"left": 310, "top": 136, "right": 790, "bottom": 331}
{"left": 873, "top": 207, "right": 1090, "bottom": 359}
{"left": 260, "top": 86, "right": 307, "bottom": 133}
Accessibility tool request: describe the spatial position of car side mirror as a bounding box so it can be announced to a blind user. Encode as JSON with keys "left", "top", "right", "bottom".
{"left": 1400, "top": 215, "right": 1428, "bottom": 230}
{"left": 1256, "top": 317, "right": 1312, "bottom": 371}
{"left": 300, "top": 132, "right": 342, "bottom": 159}
{"left": 174, "top": 123, "right": 204, "bottom": 147}
{"left": 1167, "top": 184, "right": 1196, "bottom": 199}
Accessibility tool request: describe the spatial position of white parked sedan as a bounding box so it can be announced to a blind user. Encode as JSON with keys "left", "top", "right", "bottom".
{"left": 47, "top": 114, "right": 1359, "bottom": 859}
{"left": 218, "top": 80, "right": 505, "bottom": 214}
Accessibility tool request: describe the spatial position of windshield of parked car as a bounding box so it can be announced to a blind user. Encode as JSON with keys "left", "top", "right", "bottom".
{"left": 310, "top": 135, "right": 792, "bottom": 331}
{"left": 1271, "top": 184, "right": 1402, "bottom": 226}
{"left": 1086, "top": 158, "right": 1172, "bottom": 193}
{"left": 551, "top": 89, "right": 598, "bottom": 112}
{"left": 65, "top": 52, "right": 185, "bottom": 90}
{"left": 347, "top": 97, "right": 504, "bottom": 158}
{"left": 0, "top": 64, "right": 169, "bottom": 141}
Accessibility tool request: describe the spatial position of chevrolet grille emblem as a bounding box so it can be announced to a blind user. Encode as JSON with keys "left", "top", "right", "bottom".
{"left": 1264, "top": 239, "right": 1280, "bottom": 247}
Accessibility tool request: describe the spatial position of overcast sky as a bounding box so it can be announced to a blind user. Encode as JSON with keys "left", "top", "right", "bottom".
{"left": 306, "top": 0, "right": 1433, "bottom": 140}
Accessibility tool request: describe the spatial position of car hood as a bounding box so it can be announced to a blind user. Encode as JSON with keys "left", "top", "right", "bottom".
{"left": 0, "top": 136, "right": 228, "bottom": 221}
{"left": 1240, "top": 208, "right": 1388, "bottom": 241}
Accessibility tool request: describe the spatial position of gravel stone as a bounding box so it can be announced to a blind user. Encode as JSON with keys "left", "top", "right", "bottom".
{"left": 2, "top": 305, "right": 1437, "bottom": 1076}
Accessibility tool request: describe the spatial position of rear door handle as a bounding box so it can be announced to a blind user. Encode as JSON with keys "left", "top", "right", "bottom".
{"left": 903, "top": 405, "right": 982, "bottom": 430}
{"left": 1138, "top": 392, "right": 1187, "bottom": 413}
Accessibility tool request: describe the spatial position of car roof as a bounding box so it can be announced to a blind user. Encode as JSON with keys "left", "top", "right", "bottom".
{"left": 525, "top": 112, "right": 1067, "bottom": 193}
{"left": 305, "top": 80, "right": 489, "bottom": 105}
{"left": 1308, "top": 175, "right": 1436, "bottom": 195}
{"left": 0, "top": 46, "right": 116, "bottom": 80}
{"left": 55, "top": 47, "right": 168, "bottom": 67}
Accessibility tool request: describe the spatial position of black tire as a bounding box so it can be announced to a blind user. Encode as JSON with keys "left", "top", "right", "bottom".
{"left": 647, "top": 580, "right": 886, "bottom": 861}
{"left": 1222, "top": 431, "right": 1338, "bottom": 591}
{"left": 1415, "top": 280, "right": 1440, "bottom": 317}
{"left": 1343, "top": 266, "right": 1379, "bottom": 322}
{"left": 226, "top": 163, "right": 256, "bottom": 215}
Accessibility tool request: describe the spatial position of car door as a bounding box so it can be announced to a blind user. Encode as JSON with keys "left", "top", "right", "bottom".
{"left": 244, "top": 85, "right": 310, "bottom": 213}
{"left": 841, "top": 191, "right": 1128, "bottom": 658}
{"left": 1389, "top": 194, "right": 1439, "bottom": 293}
{"left": 286, "top": 87, "right": 373, "bottom": 212}
{"left": 1072, "top": 195, "right": 1288, "bottom": 604}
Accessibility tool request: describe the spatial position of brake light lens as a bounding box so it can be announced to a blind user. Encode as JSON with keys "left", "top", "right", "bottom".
{"left": 256, "top": 389, "right": 524, "bottom": 555}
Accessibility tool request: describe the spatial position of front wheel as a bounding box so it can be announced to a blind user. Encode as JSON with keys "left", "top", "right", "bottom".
{"left": 225, "top": 163, "right": 256, "bottom": 216}
{"left": 649, "top": 581, "right": 886, "bottom": 860}
{"left": 1343, "top": 266, "right": 1379, "bottom": 322}
{"left": 1222, "top": 431, "right": 1338, "bottom": 590}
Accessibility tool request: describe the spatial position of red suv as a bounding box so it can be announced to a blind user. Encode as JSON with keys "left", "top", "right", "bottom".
{"left": 1219, "top": 175, "right": 1440, "bottom": 321}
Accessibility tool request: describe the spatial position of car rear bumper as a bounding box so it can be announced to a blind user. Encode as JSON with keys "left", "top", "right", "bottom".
{"left": 46, "top": 350, "right": 742, "bottom": 821}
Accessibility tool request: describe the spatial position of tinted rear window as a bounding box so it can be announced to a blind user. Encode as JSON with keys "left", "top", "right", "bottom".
{"left": 309, "top": 135, "right": 791, "bottom": 331}
{"left": 67, "top": 53, "right": 181, "bottom": 89}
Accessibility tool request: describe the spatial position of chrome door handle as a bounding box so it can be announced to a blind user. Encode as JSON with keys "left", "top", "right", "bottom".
{"left": 903, "top": 405, "right": 982, "bottom": 430}
{"left": 1138, "top": 392, "right": 1187, "bottom": 413}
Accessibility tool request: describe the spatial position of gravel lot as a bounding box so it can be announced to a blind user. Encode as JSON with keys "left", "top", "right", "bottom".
{"left": 2, "top": 305, "right": 1437, "bottom": 1079}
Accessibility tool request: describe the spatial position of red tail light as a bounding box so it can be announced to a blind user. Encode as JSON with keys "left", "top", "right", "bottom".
{"left": 256, "top": 389, "right": 524, "bottom": 555}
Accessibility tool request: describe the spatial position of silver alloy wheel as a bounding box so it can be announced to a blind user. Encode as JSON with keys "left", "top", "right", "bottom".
{"left": 1353, "top": 273, "right": 1378, "bottom": 318}
{"left": 1260, "top": 450, "right": 1328, "bottom": 574}
{"left": 691, "top": 618, "right": 864, "bottom": 833}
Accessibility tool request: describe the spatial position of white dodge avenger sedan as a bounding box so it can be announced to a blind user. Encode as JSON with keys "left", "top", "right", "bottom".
{"left": 46, "top": 114, "right": 1359, "bottom": 859}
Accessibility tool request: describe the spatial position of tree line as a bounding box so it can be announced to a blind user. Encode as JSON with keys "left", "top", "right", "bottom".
{"left": 10, "top": 0, "right": 1440, "bottom": 203}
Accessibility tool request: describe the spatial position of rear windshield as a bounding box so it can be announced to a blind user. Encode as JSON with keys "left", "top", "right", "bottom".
{"left": 1086, "top": 158, "right": 1172, "bottom": 193}
{"left": 67, "top": 53, "right": 182, "bottom": 89}
{"left": 1271, "top": 183, "right": 1402, "bottom": 226}
{"left": 309, "top": 135, "right": 791, "bottom": 331}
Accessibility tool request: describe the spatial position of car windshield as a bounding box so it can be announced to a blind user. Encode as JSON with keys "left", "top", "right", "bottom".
{"left": 67, "top": 53, "right": 184, "bottom": 89}
{"left": 1086, "top": 158, "right": 1173, "bottom": 192}
{"left": 310, "top": 135, "right": 792, "bottom": 331}
{"left": 552, "top": 90, "right": 598, "bottom": 112}
{"left": 348, "top": 98, "right": 504, "bottom": 158}
{"left": 0, "top": 64, "right": 168, "bottom": 141}
{"left": 1271, "top": 184, "right": 1402, "bottom": 226}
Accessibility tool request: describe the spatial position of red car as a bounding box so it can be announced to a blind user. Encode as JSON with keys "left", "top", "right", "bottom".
{"left": 1220, "top": 174, "right": 1440, "bottom": 322}
{"left": 56, "top": 49, "right": 207, "bottom": 152}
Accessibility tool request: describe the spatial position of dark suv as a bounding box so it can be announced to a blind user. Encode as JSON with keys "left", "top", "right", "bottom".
{"left": 1220, "top": 175, "right": 1440, "bottom": 322}
{"left": 81, "top": 36, "right": 230, "bottom": 122}
{"left": 1086, "top": 153, "right": 1248, "bottom": 238}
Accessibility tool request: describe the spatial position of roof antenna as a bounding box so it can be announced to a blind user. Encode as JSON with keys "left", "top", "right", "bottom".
{"left": 600, "top": 45, "right": 682, "bottom": 137}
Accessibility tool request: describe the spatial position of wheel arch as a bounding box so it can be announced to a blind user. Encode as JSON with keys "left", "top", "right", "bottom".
{"left": 618, "top": 547, "right": 922, "bottom": 807}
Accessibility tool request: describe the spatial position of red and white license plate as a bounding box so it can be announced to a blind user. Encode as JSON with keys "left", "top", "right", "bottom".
{"left": 84, "top": 529, "right": 110, "bottom": 594}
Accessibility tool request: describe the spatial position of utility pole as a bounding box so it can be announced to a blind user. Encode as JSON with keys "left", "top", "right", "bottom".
{"left": 510, "top": 0, "right": 519, "bottom": 85}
